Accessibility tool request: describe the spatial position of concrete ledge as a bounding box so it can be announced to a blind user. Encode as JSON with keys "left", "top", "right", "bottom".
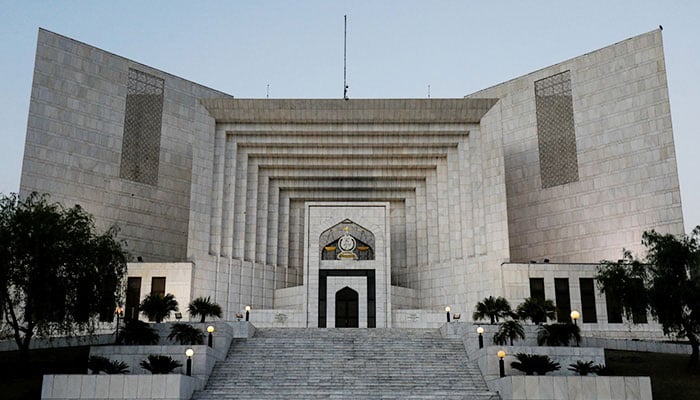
{"left": 489, "top": 375, "right": 652, "bottom": 400}
{"left": 41, "top": 374, "right": 197, "bottom": 399}
{"left": 476, "top": 345, "right": 605, "bottom": 379}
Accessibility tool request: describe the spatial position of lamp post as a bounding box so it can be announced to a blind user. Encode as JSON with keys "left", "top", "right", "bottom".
{"left": 497, "top": 350, "right": 506, "bottom": 378}
{"left": 445, "top": 306, "right": 451, "bottom": 323}
{"left": 114, "top": 306, "right": 123, "bottom": 344}
{"left": 207, "top": 325, "right": 215, "bottom": 348}
{"left": 570, "top": 310, "right": 580, "bottom": 326}
{"left": 185, "top": 348, "right": 194, "bottom": 376}
{"left": 245, "top": 305, "right": 251, "bottom": 321}
{"left": 477, "top": 326, "right": 485, "bottom": 349}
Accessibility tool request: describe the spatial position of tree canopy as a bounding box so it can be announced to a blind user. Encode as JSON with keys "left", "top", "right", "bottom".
{"left": 187, "top": 296, "right": 222, "bottom": 323}
{"left": 596, "top": 227, "right": 700, "bottom": 367}
{"left": 0, "top": 192, "right": 128, "bottom": 352}
{"left": 472, "top": 296, "right": 514, "bottom": 324}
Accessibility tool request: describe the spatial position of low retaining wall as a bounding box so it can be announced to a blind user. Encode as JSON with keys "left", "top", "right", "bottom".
{"left": 490, "top": 375, "right": 652, "bottom": 400}
{"left": 41, "top": 374, "right": 197, "bottom": 399}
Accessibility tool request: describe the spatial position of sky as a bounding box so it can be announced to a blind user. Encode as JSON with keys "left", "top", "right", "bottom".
{"left": 0, "top": 1, "right": 698, "bottom": 231}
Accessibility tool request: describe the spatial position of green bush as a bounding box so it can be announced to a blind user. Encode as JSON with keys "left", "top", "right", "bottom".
{"left": 516, "top": 297, "right": 556, "bottom": 324}
{"left": 140, "top": 354, "right": 182, "bottom": 374}
{"left": 167, "top": 323, "right": 204, "bottom": 345}
{"left": 139, "top": 293, "right": 179, "bottom": 323}
{"left": 537, "top": 323, "right": 581, "bottom": 346}
{"left": 119, "top": 319, "right": 159, "bottom": 345}
{"left": 511, "top": 353, "right": 561, "bottom": 375}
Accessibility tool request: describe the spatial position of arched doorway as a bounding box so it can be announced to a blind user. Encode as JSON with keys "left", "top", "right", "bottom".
{"left": 335, "top": 287, "right": 359, "bottom": 328}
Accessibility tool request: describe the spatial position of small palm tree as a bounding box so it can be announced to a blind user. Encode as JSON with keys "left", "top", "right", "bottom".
{"left": 168, "top": 323, "right": 204, "bottom": 345}
{"left": 87, "top": 355, "right": 129, "bottom": 374}
{"left": 473, "top": 296, "right": 514, "bottom": 324}
{"left": 140, "top": 354, "right": 182, "bottom": 374}
{"left": 187, "top": 296, "right": 222, "bottom": 323}
{"left": 511, "top": 353, "right": 560, "bottom": 375}
{"left": 493, "top": 319, "right": 526, "bottom": 345}
{"left": 516, "top": 297, "right": 556, "bottom": 324}
{"left": 140, "top": 293, "right": 179, "bottom": 323}
{"left": 568, "top": 360, "right": 596, "bottom": 376}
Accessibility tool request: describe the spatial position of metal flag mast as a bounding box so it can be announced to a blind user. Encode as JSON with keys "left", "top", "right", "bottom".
{"left": 344, "top": 15, "right": 349, "bottom": 100}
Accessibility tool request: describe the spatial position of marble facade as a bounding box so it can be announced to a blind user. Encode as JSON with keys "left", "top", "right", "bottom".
{"left": 19, "top": 28, "right": 684, "bottom": 330}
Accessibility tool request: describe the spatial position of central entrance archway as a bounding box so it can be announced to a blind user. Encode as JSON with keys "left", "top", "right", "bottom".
{"left": 335, "top": 287, "right": 359, "bottom": 328}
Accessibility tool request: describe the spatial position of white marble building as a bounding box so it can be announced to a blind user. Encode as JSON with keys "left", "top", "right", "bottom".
{"left": 19, "top": 28, "right": 684, "bottom": 333}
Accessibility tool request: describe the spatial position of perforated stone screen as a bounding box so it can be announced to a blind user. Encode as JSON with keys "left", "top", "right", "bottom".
{"left": 535, "top": 70, "right": 579, "bottom": 188}
{"left": 119, "top": 68, "right": 164, "bottom": 185}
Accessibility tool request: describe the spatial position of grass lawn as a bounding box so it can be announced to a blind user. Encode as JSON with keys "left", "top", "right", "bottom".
{"left": 0, "top": 346, "right": 90, "bottom": 400}
{"left": 605, "top": 349, "right": 700, "bottom": 400}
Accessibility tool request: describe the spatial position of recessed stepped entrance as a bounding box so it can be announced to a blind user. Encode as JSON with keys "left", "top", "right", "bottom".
{"left": 192, "top": 328, "right": 498, "bottom": 400}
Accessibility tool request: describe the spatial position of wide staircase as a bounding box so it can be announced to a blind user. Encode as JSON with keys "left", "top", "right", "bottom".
{"left": 192, "top": 328, "right": 499, "bottom": 400}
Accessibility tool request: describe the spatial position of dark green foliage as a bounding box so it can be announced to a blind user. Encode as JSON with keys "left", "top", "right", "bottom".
{"left": 140, "top": 354, "right": 182, "bottom": 374}
{"left": 119, "top": 319, "right": 159, "bottom": 345}
{"left": 568, "top": 360, "right": 596, "bottom": 376}
{"left": 87, "top": 355, "right": 129, "bottom": 374}
{"left": 139, "top": 293, "right": 178, "bottom": 323}
{"left": 597, "top": 227, "right": 700, "bottom": 367}
{"left": 0, "top": 192, "right": 128, "bottom": 353}
{"left": 168, "top": 323, "right": 204, "bottom": 345}
{"left": 516, "top": 297, "right": 556, "bottom": 324}
{"left": 510, "top": 353, "right": 561, "bottom": 375}
{"left": 536, "top": 323, "right": 581, "bottom": 346}
{"left": 472, "top": 296, "right": 514, "bottom": 324}
{"left": 187, "top": 296, "right": 222, "bottom": 323}
{"left": 493, "top": 319, "right": 525, "bottom": 346}
{"left": 592, "top": 363, "right": 613, "bottom": 376}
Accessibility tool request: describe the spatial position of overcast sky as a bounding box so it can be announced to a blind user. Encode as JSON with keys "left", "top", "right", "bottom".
{"left": 1, "top": 1, "right": 698, "bottom": 231}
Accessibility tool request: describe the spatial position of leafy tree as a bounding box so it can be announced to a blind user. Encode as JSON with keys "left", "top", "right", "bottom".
{"left": 597, "top": 227, "right": 700, "bottom": 367}
{"left": 140, "top": 293, "right": 178, "bottom": 323}
{"left": 0, "top": 192, "right": 128, "bottom": 354}
{"left": 536, "top": 323, "right": 581, "bottom": 346}
{"left": 472, "top": 296, "right": 514, "bottom": 324}
{"left": 168, "top": 323, "right": 204, "bottom": 345}
{"left": 140, "top": 354, "right": 182, "bottom": 374}
{"left": 516, "top": 297, "right": 556, "bottom": 325}
{"left": 510, "top": 353, "right": 560, "bottom": 375}
{"left": 493, "top": 319, "right": 526, "bottom": 346}
{"left": 119, "top": 319, "right": 159, "bottom": 345}
{"left": 187, "top": 296, "right": 222, "bottom": 323}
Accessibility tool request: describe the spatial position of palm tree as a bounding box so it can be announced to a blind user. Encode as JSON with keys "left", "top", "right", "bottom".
{"left": 187, "top": 296, "right": 223, "bottom": 323}
{"left": 139, "top": 293, "right": 179, "bottom": 323}
{"left": 472, "top": 296, "right": 514, "bottom": 324}
{"left": 493, "top": 319, "right": 526, "bottom": 345}
{"left": 516, "top": 297, "right": 556, "bottom": 325}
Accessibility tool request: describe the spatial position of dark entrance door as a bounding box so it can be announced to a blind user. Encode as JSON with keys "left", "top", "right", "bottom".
{"left": 335, "top": 287, "right": 359, "bottom": 328}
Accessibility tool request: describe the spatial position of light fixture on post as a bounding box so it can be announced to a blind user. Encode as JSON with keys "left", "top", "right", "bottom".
{"left": 477, "top": 326, "right": 485, "bottom": 349}
{"left": 207, "top": 325, "right": 215, "bottom": 348}
{"left": 185, "top": 348, "right": 194, "bottom": 376}
{"left": 570, "top": 310, "right": 580, "bottom": 326}
{"left": 497, "top": 350, "right": 506, "bottom": 378}
{"left": 114, "top": 305, "right": 123, "bottom": 344}
{"left": 245, "top": 305, "right": 251, "bottom": 321}
{"left": 445, "top": 306, "right": 451, "bottom": 323}
{"left": 174, "top": 312, "right": 183, "bottom": 321}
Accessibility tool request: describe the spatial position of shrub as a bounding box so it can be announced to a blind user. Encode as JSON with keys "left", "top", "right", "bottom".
{"left": 119, "top": 319, "right": 159, "bottom": 345}
{"left": 493, "top": 320, "right": 525, "bottom": 346}
{"left": 188, "top": 296, "right": 223, "bottom": 323}
{"left": 510, "top": 353, "right": 561, "bottom": 375}
{"left": 568, "top": 360, "right": 596, "bottom": 376}
{"left": 140, "top": 354, "right": 182, "bottom": 374}
{"left": 592, "top": 363, "right": 614, "bottom": 376}
{"left": 168, "top": 323, "right": 204, "bottom": 345}
{"left": 140, "top": 293, "right": 179, "bottom": 323}
{"left": 537, "top": 323, "right": 581, "bottom": 346}
{"left": 516, "top": 297, "right": 556, "bottom": 324}
{"left": 87, "top": 355, "right": 129, "bottom": 374}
